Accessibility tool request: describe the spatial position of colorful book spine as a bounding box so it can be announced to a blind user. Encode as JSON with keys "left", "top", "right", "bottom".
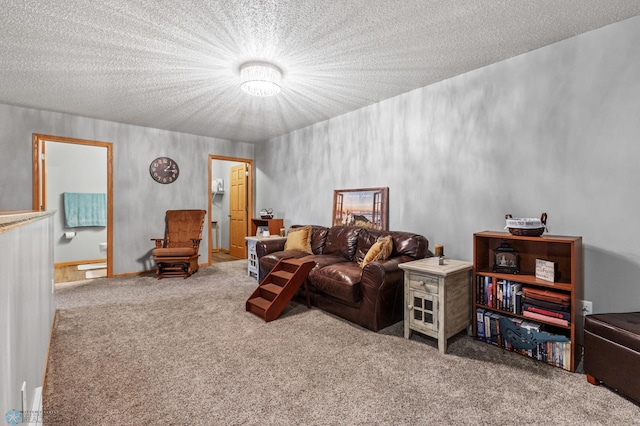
{"left": 488, "top": 312, "right": 499, "bottom": 346}
{"left": 522, "top": 303, "right": 571, "bottom": 321}
{"left": 484, "top": 310, "right": 492, "bottom": 343}
{"left": 522, "top": 310, "right": 569, "bottom": 326}
{"left": 476, "top": 308, "right": 485, "bottom": 341}
{"left": 487, "top": 280, "right": 493, "bottom": 308}
{"left": 483, "top": 276, "right": 490, "bottom": 306}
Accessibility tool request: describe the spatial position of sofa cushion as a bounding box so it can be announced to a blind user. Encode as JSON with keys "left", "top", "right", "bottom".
{"left": 152, "top": 247, "right": 197, "bottom": 257}
{"left": 261, "top": 249, "right": 310, "bottom": 265}
{"left": 356, "top": 228, "right": 429, "bottom": 260}
{"left": 284, "top": 225, "right": 312, "bottom": 254}
{"left": 300, "top": 254, "right": 349, "bottom": 274}
{"left": 360, "top": 236, "right": 393, "bottom": 267}
{"left": 310, "top": 262, "right": 363, "bottom": 304}
{"left": 323, "top": 226, "right": 361, "bottom": 260}
{"left": 290, "top": 225, "right": 329, "bottom": 255}
{"left": 310, "top": 226, "right": 329, "bottom": 254}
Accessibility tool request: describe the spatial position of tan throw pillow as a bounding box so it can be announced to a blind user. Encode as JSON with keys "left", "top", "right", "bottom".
{"left": 360, "top": 236, "right": 393, "bottom": 268}
{"left": 284, "top": 225, "right": 313, "bottom": 254}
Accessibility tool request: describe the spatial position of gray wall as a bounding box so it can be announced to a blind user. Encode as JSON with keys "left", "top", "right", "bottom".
{"left": 0, "top": 105, "right": 254, "bottom": 274}
{"left": 47, "top": 141, "right": 107, "bottom": 263}
{"left": 256, "top": 16, "right": 640, "bottom": 314}
{"left": 0, "top": 212, "right": 55, "bottom": 419}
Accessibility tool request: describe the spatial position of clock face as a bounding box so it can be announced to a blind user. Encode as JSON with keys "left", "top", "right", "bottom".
{"left": 149, "top": 157, "right": 179, "bottom": 184}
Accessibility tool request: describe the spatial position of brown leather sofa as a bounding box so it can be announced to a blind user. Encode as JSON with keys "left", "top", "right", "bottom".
{"left": 584, "top": 312, "right": 640, "bottom": 404}
{"left": 256, "top": 225, "right": 430, "bottom": 331}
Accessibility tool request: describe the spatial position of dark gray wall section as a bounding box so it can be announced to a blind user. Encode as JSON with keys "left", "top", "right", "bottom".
{"left": 256, "top": 16, "right": 640, "bottom": 314}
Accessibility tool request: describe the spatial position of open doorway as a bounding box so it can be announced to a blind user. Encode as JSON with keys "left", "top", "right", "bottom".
{"left": 32, "top": 134, "right": 113, "bottom": 281}
{"left": 208, "top": 155, "right": 254, "bottom": 264}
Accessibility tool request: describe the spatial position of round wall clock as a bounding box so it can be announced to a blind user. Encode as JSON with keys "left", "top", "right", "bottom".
{"left": 149, "top": 157, "right": 179, "bottom": 184}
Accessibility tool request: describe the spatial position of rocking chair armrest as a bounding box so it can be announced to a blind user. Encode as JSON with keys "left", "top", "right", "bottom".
{"left": 151, "top": 238, "right": 166, "bottom": 248}
{"left": 190, "top": 238, "right": 202, "bottom": 248}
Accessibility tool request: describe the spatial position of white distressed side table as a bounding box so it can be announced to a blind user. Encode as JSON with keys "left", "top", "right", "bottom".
{"left": 245, "top": 235, "right": 286, "bottom": 279}
{"left": 399, "top": 258, "right": 472, "bottom": 354}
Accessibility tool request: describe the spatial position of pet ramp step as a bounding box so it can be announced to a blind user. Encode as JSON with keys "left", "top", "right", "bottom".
{"left": 245, "top": 258, "right": 315, "bottom": 322}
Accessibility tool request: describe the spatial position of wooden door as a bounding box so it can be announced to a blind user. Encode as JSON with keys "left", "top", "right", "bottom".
{"left": 229, "top": 163, "right": 248, "bottom": 258}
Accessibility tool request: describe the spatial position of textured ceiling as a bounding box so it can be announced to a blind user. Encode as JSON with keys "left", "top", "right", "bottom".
{"left": 1, "top": 1, "right": 640, "bottom": 143}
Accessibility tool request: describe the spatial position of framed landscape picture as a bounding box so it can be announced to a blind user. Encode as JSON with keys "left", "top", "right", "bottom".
{"left": 332, "top": 187, "right": 389, "bottom": 230}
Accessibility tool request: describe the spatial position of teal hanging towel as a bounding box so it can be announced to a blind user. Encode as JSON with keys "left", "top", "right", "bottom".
{"left": 63, "top": 192, "right": 107, "bottom": 227}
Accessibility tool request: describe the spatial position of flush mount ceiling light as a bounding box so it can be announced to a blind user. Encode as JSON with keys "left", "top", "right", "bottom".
{"left": 239, "top": 61, "right": 282, "bottom": 97}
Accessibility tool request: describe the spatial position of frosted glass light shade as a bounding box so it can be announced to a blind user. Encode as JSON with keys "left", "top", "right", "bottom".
{"left": 239, "top": 62, "right": 282, "bottom": 97}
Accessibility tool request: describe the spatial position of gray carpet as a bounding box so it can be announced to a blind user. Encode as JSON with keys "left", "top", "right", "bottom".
{"left": 44, "top": 260, "right": 640, "bottom": 425}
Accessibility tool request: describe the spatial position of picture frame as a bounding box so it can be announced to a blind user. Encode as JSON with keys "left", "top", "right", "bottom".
{"left": 332, "top": 187, "right": 389, "bottom": 230}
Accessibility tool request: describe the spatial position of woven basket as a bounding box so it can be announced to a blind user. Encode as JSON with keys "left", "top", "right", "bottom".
{"left": 260, "top": 208, "right": 274, "bottom": 220}
{"left": 508, "top": 227, "right": 545, "bottom": 236}
{"left": 505, "top": 213, "right": 547, "bottom": 236}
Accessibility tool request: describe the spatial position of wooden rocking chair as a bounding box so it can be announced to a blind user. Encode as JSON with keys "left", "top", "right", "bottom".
{"left": 151, "top": 209, "right": 206, "bottom": 279}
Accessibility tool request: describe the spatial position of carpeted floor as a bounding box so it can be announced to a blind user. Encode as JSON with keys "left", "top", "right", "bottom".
{"left": 43, "top": 260, "right": 640, "bottom": 425}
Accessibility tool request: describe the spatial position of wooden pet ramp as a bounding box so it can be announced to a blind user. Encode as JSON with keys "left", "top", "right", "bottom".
{"left": 246, "top": 258, "right": 315, "bottom": 322}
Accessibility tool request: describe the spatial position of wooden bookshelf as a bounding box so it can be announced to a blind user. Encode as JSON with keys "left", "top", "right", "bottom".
{"left": 472, "top": 231, "right": 583, "bottom": 371}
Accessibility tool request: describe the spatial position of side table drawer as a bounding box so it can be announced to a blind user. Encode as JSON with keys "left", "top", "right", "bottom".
{"left": 407, "top": 272, "right": 439, "bottom": 294}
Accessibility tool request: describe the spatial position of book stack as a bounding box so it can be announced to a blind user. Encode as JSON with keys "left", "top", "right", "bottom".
{"left": 521, "top": 287, "right": 571, "bottom": 326}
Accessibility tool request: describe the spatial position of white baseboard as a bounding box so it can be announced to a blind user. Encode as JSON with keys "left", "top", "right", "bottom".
{"left": 77, "top": 262, "right": 107, "bottom": 271}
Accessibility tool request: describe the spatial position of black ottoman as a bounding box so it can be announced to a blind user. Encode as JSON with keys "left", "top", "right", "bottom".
{"left": 584, "top": 312, "right": 640, "bottom": 404}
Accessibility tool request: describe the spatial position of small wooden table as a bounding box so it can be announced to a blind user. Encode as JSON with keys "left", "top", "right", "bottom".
{"left": 399, "top": 258, "right": 472, "bottom": 354}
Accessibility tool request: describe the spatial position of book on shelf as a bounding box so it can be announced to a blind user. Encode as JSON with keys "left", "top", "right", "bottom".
{"left": 476, "top": 275, "right": 485, "bottom": 305}
{"left": 476, "top": 308, "right": 485, "bottom": 341}
{"left": 522, "top": 303, "right": 570, "bottom": 321}
{"left": 483, "top": 310, "right": 492, "bottom": 343}
{"left": 488, "top": 312, "right": 501, "bottom": 346}
{"left": 492, "top": 312, "right": 507, "bottom": 347}
{"left": 522, "top": 310, "right": 569, "bottom": 326}
{"left": 522, "top": 296, "right": 569, "bottom": 312}
{"left": 521, "top": 287, "right": 570, "bottom": 305}
{"left": 515, "top": 290, "right": 523, "bottom": 315}
{"left": 482, "top": 276, "right": 491, "bottom": 306}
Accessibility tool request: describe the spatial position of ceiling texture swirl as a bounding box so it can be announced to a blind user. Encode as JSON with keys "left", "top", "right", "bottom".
{"left": 1, "top": 1, "right": 639, "bottom": 143}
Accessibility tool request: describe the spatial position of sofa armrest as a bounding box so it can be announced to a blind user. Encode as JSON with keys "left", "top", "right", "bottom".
{"left": 256, "top": 238, "right": 286, "bottom": 258}
{"left": 360, "top": 255, "right": 413, "bottom": 291}
{"left": 364, "top": 255, "right": 410, "bottom": 276}
{"left": 355, "top": 256, "right": 413, "bottom": 331}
